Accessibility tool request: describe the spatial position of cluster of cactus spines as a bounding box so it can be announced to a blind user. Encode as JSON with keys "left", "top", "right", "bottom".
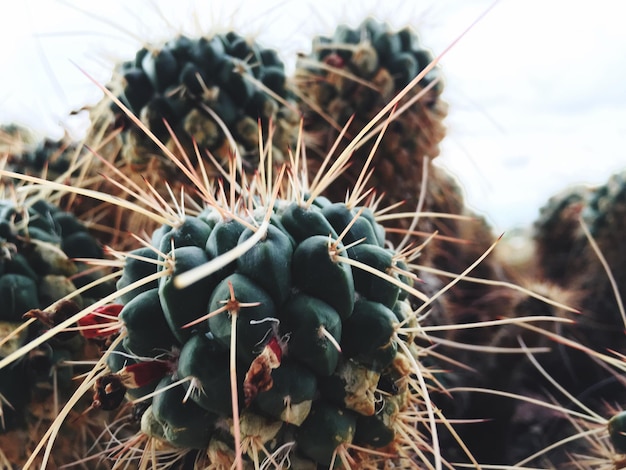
{"left": 0, "top": 190, "right": 115, "bottom": 467}
{"left": 93, "top": 31, "right": 299, "bottom": 184}
{"left": 294, "top": 18, "right": 447, "bottom": 217}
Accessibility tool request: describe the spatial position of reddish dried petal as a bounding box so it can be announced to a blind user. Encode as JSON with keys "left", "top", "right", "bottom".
{"left": 119, "top": 360, "right": 170, "bottom": 388}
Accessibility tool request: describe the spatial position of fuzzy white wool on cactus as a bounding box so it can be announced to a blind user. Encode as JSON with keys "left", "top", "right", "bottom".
{"left": 0, "top": 0, "right": 625, "bottom": 232}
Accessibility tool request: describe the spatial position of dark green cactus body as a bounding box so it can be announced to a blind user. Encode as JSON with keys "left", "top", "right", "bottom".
{"left": 176, "top": 333, "right": 236, "bottom": 415}
{"left": 296, "top": 401, "right": 357, "bottom": 465}
{"left": 0, "top": 199, "right": 113, "bottom": 437}
{"left": 208, "top": 273, "right": 277, "bottom": 363}
{"left": 292, "top": 234, "right": 354, "bottom": 320}
{"left": 111, "top": 197, "right": 420, "bottom": 466}
{"left": 144, "top": 375, "right": 218, "bottom": 449}
{"left": 159, "top": 245, "right": 214, "bottom": 342}
{"left": 252, "top": 360, "right": 317, "bottom": 426}
{"left": 281, "top": 293, "right": 342, "bottom": 376}
{"left": 120, "top": 288, "right": 179, "bottom": 356}
{"left": 106, "top": 32, "right": 298, "bottom": 177}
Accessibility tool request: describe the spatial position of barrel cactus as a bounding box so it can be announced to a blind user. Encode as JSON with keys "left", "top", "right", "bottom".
{"left": 105, "top": 187, "right": 438, "bottom": 467}
{"left": 0, "top": 193, "right": 113, "bottom": 467}
{"left": 294, "top": 17, "right": 447, "bottom": 214}
{"left": 92, "top": 31, "right": 299, "bottom": 182}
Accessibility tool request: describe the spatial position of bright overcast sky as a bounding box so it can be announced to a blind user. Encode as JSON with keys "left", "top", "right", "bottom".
{"left": 1, "top": 0, "right": 625, "bottom": 232}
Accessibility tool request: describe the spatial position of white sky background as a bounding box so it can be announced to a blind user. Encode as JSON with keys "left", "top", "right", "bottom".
{"left": 0, "top": 0, "right": 625, "bottom": 232}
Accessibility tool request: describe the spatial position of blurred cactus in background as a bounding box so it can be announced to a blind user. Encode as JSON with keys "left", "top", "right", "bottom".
{"left": 91, "top": 31, "right": 299, "bottom": 183}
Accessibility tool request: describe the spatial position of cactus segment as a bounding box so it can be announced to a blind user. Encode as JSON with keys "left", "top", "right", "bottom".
{"left": 208, "top": 273, "right": 277, "bottom": 363}
{"left": 235, "top": 224, "right": 293, "bottom": 306}
{"left": 159, "top": 245, "right": 214, "bottom": 342}
{"left": 252, "top": 360, "right": 317, "bottom": 426}
{"left": 292, "top": 234, "right": 355, "bottom": 320}
{"left": 120, "top": 288, "right": 179, "bottom": 356}
{"left": 281, "top": 293, "right": 342, "bottom": 376}
{"left": 280, "top": 202, "right": 338, "bottom": 244}
{"left": 296, "top": 401, "right": 357, "bottom": 466}
{"left": 350, "top": 244, "right": 399, "bottom": 308}
{"left": 148, "top": 375, "right": 218, "bottom": 449}
{"left": 342, "top": 299, "right": 397, "bottom": 370}
{"left": 176, "top": 333, "right": 236, "bottom": 415}
{"left": 116, "top": 246, "right": 161, "bottom": 304}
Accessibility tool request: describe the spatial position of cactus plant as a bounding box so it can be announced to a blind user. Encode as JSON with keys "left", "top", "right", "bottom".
{"left": 0, "top": 98, "right": 476, "bottom": 468}
{"left": 294, "top": 17, "right": 447, "bottom": 221}
{"left": 101, "top": 175, "right": 441, "bottom": 468}
{"left": 0, "top": 124, "right": 79, "bottom": 181}
{"left": 531, "top": 171, "right": 626, "bottom": 378}
{"left": 91, "top": 31, "right": 299, "bottom": 183}
{"left": 0, "top": 189, "right": 115, "bottom": 467}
